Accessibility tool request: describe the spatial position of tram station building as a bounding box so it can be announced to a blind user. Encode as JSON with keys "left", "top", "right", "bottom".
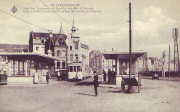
{"left": 0, "top": 52, "right": 60, "bottom": 84}
{"left": 103, "top": 51, "right": 147, "bottom": 85}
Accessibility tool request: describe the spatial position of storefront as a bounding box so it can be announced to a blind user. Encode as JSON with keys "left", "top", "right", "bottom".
{"left": 0, "top": 52, "right": 60, "bottom": 84}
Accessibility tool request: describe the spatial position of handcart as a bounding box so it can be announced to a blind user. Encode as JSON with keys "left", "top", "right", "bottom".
{"left": 121, "top": 76, "right": 141, "bottom": 93}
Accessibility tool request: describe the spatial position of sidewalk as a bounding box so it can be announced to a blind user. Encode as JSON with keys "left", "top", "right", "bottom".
{"left": 142, "top": 76, "right": 180, "bottom": 81}
{"left": 1, "top": 78, "right": 64, "bottom": 87}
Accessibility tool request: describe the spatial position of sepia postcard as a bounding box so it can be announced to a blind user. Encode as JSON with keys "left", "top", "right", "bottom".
{"left": 0, "top": 0, "right": 180, "bottom": 112}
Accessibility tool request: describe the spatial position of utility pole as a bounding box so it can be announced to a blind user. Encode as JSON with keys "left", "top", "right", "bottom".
{"left": 112, "top": 48, "right": 113, "bottom": 71}
{"left": 129, "top": 2, "right": 132, "bottom": 78}
{"left": 173, "top": 28, "right": 180, "bottom": 76}
{"left": 168, "top": 45, "right": 170, "bottom": 77}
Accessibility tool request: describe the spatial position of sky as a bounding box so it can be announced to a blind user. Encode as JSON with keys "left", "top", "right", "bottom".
{"left": 0, "top": 0, "right": 180, "bottom": 60}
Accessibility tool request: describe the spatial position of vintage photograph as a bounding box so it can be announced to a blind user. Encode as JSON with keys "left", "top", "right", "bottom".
{"left": 0, "top": 0, "right": 180, "bottom": 112}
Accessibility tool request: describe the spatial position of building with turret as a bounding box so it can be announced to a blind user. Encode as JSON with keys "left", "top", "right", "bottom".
{"left": 66, "top": 18, "right": 91, "bottom": 79}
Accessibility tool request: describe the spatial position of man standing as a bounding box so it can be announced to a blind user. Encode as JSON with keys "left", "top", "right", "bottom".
{"left": 34, "top": 71, "right": 39, "bottom": 84}
{"left": 108, "top": 69, "right": 111, "bottom": 84}
{"left": 93, "top": 71, "right": 98, "bottom": 96}
{"left": 46, "top": 72, "right": 50, "bottom": 84}
{"left": 57, "top": 71, "right": 60, "bottom": 81}
{"left": 112, "top": 70, "right": 116, "bottom": 83}
{"left": 61, "top": 71, "right": 64, "bottom": 81}
{"left": 103, "top": 69, "right": 107, "bottom": 83}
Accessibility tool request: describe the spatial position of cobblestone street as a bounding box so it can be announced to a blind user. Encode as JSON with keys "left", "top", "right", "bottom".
{"left": 0, "top": 77, "right": 180, "bottom": 112}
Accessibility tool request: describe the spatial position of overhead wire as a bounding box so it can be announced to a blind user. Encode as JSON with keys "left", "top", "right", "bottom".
{"left": 0, "top": 10, "right": 49, "bottom": 31}
{"left": 39, "top": 0, "right": 71, "bottom": 25}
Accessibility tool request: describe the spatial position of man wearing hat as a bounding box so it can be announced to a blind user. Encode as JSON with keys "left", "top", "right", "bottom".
{"left": 93, "top": 71, "right": 98, "bottom": 96}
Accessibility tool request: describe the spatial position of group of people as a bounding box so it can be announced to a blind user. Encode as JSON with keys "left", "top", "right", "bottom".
{"left": 102, "top": 69, "right": 116, "bottom": 84}
{"left": 107, "top": 69, "right": 116, "bottom": 84}
{"left": 57, "top": 70, "right": 68, "bottom": 81}
{"left": 93, "top": 69, "right": 117, "bottom": 96}
{"left": 34, "top": 71, "right": 51, "bottom": 84}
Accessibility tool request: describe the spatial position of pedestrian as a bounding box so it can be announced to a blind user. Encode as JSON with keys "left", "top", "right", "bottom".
{"left": 65, "top": 70, "right": 68, "bottom": 81}
{"left": 34, "top": 71, "right": 39, "bottom": 84}
{"left": 93, "top": 71, "right": 98, "bottom": 96}
{"left": 57, "top": 71, "right": 60, "bottom": 81}
{"left": 108, "top": 69, "right": 111, "bottom": 84}
{"left": 112, "top": 70, "right": 116, "bottom": 83}
{"left": 46, "top": 72, "right": 50, "bottom": 84}
{"left": 61, "top": 71, "right": 64, "bottom": 81}
{"left": 103, "top": 69, "right": 107, "bottom": 83}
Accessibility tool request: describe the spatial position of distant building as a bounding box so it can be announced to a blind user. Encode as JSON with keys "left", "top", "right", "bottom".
{"left": 89, "top": 50, "right": 107, "bottom": 74}
{"left": 137, "top": 53, "right": 148, "bottom": 73}
{"left": 147, "top": 57, "right": 163, "bottom": 71}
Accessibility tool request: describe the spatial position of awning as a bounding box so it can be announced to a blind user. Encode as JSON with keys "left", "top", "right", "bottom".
{"left": 0, "top": 52, "right": 60, "bottom": 61}
{"left": 103, "top": 52, "right": 146, "bottom": 60}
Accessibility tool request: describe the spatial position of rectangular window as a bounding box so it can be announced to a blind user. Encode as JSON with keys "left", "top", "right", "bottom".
{"left": 57, "top": 50, "right": 61, "bottom": 57}
{"left": 77, "top": 66, "right": 81, "bottom": 72}
{"left": 62, "top": 50, "right": 66, "bottom": 56}
{"left": 75, "top": 54, "right": 78, "bottom": 60}
{"left": 69, "top": 66, "right": 73, "bottom": 72}
{"left": 62, "top": 62, "right": 65, "bottom": 69}
{"left": 57, "top": 61, "right": 60, "bottom": 69}
{"left": 36, "top": 47, "right": 39, "bottom": 51}
{"left": 74, "top": 66, "right": 76, "bottom": 72}
{"left": 70, "top": 46, "right": 72, "bottom": 50}
{"left": 70, "top": 54, "right": 73, "bottom": 61}
{"left": 31, "top": 60, "right": 35, "bottom": 69}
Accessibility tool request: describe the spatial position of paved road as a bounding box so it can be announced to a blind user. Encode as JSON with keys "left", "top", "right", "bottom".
{"left": 0, "top": 77, "right": 179, "bottom": 112}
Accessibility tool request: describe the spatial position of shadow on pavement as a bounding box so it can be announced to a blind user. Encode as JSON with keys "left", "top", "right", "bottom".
{"left": 74, "top": 93, "right": 95, "bottom": 96}
{"left": 108, "top": 90, "right": 123, "bottom": 93}
{"left": 75, "top": 81, "right": 94, "bottom": 86}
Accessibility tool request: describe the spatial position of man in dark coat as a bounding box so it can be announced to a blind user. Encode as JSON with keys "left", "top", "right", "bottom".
{"left": 112, "top": 70, "right": 116, "bottom": 83}
{"left": 103, "top": 69, "right": 107, "bottom": 83}
{"left": 108, "top": 69, "right": 112, "bottom": 84}
{"left": 93, "top": 71, "right": 98, "bottom": 96}
{"left": 46, "top": 72, "right": 50, "bottom": 84}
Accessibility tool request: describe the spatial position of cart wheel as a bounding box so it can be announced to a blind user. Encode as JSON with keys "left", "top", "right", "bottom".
{"left": 121, "top": 81, "right": 125, "bottom": 92}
